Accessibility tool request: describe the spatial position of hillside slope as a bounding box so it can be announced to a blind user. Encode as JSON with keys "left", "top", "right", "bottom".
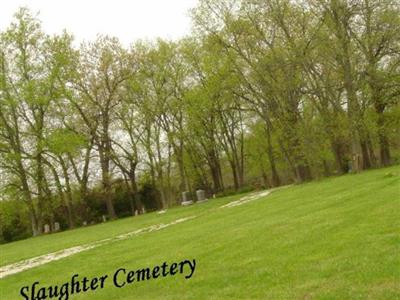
{"left": 0, "top": 166, "right": 399, "bottom": 299}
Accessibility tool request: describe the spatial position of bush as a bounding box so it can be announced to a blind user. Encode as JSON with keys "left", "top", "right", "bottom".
{"left": 0, "top": 200, "right": 31, "bottom": 243}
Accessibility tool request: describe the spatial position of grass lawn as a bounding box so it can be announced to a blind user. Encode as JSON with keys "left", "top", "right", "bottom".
{"left": 0, "top": 165, "right": 399, "bottom": 299}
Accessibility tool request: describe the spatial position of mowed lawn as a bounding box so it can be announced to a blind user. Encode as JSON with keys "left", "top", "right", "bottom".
{"left": 0, "top": 166, "right": 399, "bottom": 299}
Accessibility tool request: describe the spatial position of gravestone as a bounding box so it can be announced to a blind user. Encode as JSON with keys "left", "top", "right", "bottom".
{"left": 54, "top": 222, "right": 60, "bottom": 231}
{"left": 102, "top": 215, "right": 107, "bottom": 222}
{"left": 181, "top": 191, "right": 193, "bottom": 206}
{"left": 196, "top": 189, "right": 207, "bottom": 203}
{"left": 135, "top": 210, "right": 139, "bottom": 216}
{"left": 44, "top": 224, "right": 50, "bottom": 234}
{"left": 83, "top": 221, "right": 87, "bottom": 226}
{"left": 182, "top": 191, "right": 190, "bottom": 202}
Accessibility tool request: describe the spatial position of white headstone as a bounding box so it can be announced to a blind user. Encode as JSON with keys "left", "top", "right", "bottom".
{"left": 182, "top": 191, "right": 191, "bottom": 202}
{"left": 83, "top": 221, "right": 87, "bottom": 226}
{"left": 102, "top": 215, "right": 107, "bottom": 222}
{"left": 181, "top": 191, "right": 193, "bottom": 206}
{"left": 54, "top": 222, "right": 60, "bottom": 231}
{"left": 44, "top": 224, "right": 50, "bottom": 234}
{"left": 196, "top": 190, "right": 207, "bottom": 203}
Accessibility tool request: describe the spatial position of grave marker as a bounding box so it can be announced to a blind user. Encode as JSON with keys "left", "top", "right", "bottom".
{"left": 196, "top": 189, "right": 207, "bottom": 203}
{"left": 54, "top": 222, "right": 60, "bottom": 231}
{"left": 181, "top": 191, "right": 193, "bottom": 206}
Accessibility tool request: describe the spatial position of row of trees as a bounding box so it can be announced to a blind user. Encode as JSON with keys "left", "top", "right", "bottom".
{"left": 1, "top": 0, "right": 399, "bottom": 238}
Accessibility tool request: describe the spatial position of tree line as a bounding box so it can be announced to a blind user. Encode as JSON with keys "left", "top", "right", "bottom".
{"left": 0, "top": 0, "right": 399, "bottom": 240}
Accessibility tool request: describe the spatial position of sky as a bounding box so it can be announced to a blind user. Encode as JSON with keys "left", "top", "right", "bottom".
{"left": 0, "top": 0, "right": 199, "bottom": 45}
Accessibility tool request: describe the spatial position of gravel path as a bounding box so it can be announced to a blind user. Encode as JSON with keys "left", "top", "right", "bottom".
{"left": 0, "top": 216, "right": 196, "bottom": 279}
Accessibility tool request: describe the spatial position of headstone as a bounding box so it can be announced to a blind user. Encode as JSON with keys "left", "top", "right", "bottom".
{"left": 83, "top": 221, "right": 87, "bottom": 226}
{"left": 135, "top": 210, "right": 139, "bottom": 216}
{"left": 213, "top": 194, "right": 216, "bottom": 199}
{"left": 102, "top": 215, "right": 107, "bottom": 222}
{"left": 141, "top": 207, "right": 146, "bottom": 214}
{"left": 54, "top": 222, "right": 60, "bottom": 231}
{"left": 182, "top": 191, "right": 191, "bottom": 202}
{"left": 196, "top": 189, "right": 207, "bottom": 203}
{"left": 181, "top": 191, "right": 193, "bottom": 206}
{"left": 44, "top": 224, "right": 50, "bottom": 234}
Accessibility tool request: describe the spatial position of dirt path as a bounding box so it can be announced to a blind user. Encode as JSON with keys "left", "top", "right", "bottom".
{"left": 0, "top": 216, "right": 196, "bottom": 279}
{"left": 0, "top": 187, "right": 283, "bottom": 279}
{"left": 220, "top": 190, "right": 271, "bottom": 208}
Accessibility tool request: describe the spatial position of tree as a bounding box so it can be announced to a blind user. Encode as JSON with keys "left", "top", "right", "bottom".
{"left": 73, "top": 36, "right": 133, "bottom": 219}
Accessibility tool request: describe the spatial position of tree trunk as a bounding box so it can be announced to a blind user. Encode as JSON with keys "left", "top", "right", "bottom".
{"left": 48, "top": 162, "right": 74, "bottom": 229}
{"left": 129, "top": 161, "right": 143, "bottom": 212}
{"left": 59, "top": 157, "right": 75, "bottom": 228}
{"left": 207, "top": 149, "right": 223, "bottom": 192}
{"left": 334, "top": 9, "right": 364, "bottom": 173}
{"left": 260, "top": 166, "right": 269, "bottom": 188}
{"left": 229, "top": 159, "right": 239, "bottom": 190}
{"left": 331, "top": 139, "right": 349, "bottom": 174}
{"left": 99, "top": 147, "right": 117, "bottom": 219}
{"left": 18, "top": 159, "right": 41, "bottom": 235}
{"left": 360, "top": 139, "right": 372, "bottom": 169}
{"left": 295, "top": 163, "right": 312, "bottom": 183}
{"left": 322, "top": 160, "right": 330, "bottom": 177}
{"left": 378, "top": 132, "right": 391, "bottom": 166}
{"left": 265, "top": 122, "right": 281, "bottom": 187}
{"left": 375, "top": 103, "right": 391, "bottom": 166}
{"left": 99, "top": 113, "right": 117, "bottom": 219}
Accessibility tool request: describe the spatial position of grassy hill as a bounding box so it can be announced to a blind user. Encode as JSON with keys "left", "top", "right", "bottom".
{"left": 0, "top": 165, "right": 399, "bottom": 299}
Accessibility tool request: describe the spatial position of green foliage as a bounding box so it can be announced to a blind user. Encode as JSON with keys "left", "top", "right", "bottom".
{"left": 46, "top": 129, "right": 87, "bottom": 155}
{"left": 0, "top": 200, "right": 31, "bottom": 243}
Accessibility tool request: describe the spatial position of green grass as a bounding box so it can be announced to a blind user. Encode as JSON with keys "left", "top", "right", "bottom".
{"left": 0, "top": 166, "right": 399, "bottom": 299}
